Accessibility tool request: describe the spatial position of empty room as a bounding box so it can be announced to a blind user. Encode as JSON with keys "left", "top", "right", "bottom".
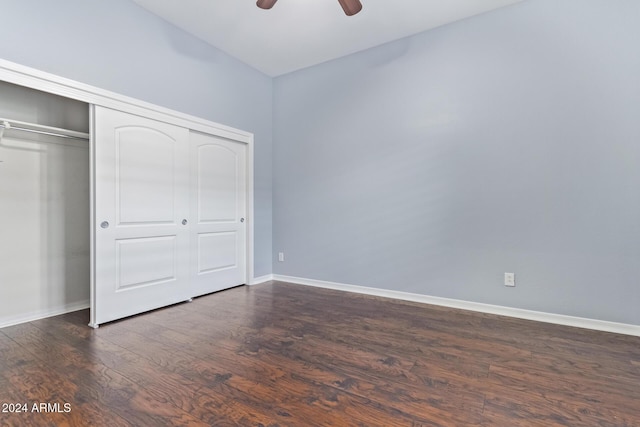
{"left": 1, "top": 0, "right": 639, "bottom": 425}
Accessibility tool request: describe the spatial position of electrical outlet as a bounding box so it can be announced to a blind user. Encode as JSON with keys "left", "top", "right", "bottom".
{"left": 504, "top": 272, "right": 515, "bottom": 287}
{"left": 278, "top": 252, "right": 285, "bottom": 262}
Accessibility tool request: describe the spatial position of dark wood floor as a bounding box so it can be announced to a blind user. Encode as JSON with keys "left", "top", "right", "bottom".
{"left": 1, "top": 281, "right": 639, "bottom": 426}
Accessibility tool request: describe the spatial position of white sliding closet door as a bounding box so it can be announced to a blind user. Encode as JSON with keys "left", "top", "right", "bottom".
{"left": 93, "top": 106, "right": 190, "bottom": 325}
{"left": 190, "top": 131, "right": 247, "bottom": 297}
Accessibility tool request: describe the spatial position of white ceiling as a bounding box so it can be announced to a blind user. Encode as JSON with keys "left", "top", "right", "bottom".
{"left": 133, "top": 0, "right": 524, "bottom": 77}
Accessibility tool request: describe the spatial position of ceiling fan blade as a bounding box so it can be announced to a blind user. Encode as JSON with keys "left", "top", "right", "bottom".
{"left": 256, "top": 0, "right": 278, "bottom": 10}
{"left": 337, "top": 0, "right": 363, "bottom": 16}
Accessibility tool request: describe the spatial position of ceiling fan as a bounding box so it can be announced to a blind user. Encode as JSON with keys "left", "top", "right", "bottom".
{"left": 256, "top": 0, "right": 363, "bottom": 16}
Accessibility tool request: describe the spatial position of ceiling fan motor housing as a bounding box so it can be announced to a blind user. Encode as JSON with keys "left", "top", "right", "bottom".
{"left": 338, "top": 0, "right": 363, "bottom": 16}
{"left": 256, "top": 0, "right": 363, "bottom": 16}
{"left": 256, "top": 0, "right": 278, "bottom": 10}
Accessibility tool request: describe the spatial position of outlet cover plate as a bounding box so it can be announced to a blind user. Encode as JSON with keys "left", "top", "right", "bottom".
{"left": 505, "top": 272, "right": 515, "bottom": 287}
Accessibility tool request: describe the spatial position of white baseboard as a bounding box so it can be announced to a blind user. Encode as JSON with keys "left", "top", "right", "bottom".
{"left": 251, "top": 274, "right": 274, "bottom": 285}
{"left": 0, "top": 300, "right": 90, "bottom": 330}
{"left": 271, "top": 275, "right": 640, "bottom": 337}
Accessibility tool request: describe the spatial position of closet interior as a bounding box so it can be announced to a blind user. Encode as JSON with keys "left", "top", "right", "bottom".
{"left": 0, "top": 80, "right": 90, "bottom": 326}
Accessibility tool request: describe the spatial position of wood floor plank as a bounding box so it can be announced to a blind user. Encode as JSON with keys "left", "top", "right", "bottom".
{"left": 0, "top": 331, "right": 133, "bottom": 427}
{"left": 31, "top": 316, "right": 280, "bottom": 426}
{"left": 0, "top": 375, "right": 55, "bottom": 427}
{"left": 2, "top": 281, "right": 640, "bottom": 426}
{"left": 98, "top": 302, "right": 486, "bottom": 426}
{"left": 2, "top": 322, "right": 212, "bottom": 426}
{"left": 486, "top": 361, "right": 640, "bottom": 420}
{"left": 103, "top": 313, "right": 436, "bottom": 426}
{"left": 482, "top": 387, "right": 640, "bottom": 427}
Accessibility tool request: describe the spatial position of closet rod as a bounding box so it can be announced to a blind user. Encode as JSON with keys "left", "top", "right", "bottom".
{"left": 0, "top": 118, "right": 89, "bottom": 141}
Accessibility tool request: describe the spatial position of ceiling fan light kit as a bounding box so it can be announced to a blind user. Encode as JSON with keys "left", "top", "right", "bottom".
{"left": 256, "top": 0, "right": 363, "bottom": 16}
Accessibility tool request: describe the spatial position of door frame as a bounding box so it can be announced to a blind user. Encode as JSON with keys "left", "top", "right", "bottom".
{"left": 0, "top": 59, "right": 255, "bottom": 327}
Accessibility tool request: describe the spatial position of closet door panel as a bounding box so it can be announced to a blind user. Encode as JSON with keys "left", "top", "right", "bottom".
{"left": 116, "top": 128, "right": 176, "bottom": 224}
{"left": 94, "top": 106, "right": 189, "bottom": 326}
{"left": 197, "top": 144, "right": 238, "bottom": 222}
{"left": 197, "top": 232, "right": 237, "bottom": 273}
{"left": 115, "top": 236, "right": 177, "bottom": 290}
{"left": 190, "top": 131, "right": 246, "bottom": 297}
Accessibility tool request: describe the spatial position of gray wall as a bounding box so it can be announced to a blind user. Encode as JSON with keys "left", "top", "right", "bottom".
{"left": 0, "top": 0, "right": 273, "bottom": 277}
{"left": 273, "top": 0, "right": 640, "bottom": 324}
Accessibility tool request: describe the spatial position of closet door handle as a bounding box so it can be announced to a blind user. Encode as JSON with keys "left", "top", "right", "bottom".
{"left": 100, "top": 221, "right": 109, "bottom": 229}
{"left": 182, "top": 219, "right": 188, "bottom": 225}
{"left": 240, "top": 218, "right": 245, "bottom": 223}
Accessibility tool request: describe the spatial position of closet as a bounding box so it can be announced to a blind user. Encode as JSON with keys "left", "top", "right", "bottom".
{"left": 0, "top": 81, "right": 90, "bottom": 326}
{"left": 0, "top": 61, "right": 252, "bottom": 329}
{"left": 93, "top": 107, "right": 248, "bottom": 325}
